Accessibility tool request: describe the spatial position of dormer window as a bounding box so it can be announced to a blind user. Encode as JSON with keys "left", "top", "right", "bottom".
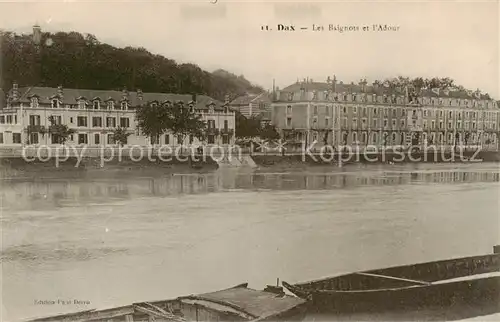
{"left": 224, "top": 106, "right": 229, "bottom": 114}
{"left": 107, "top": 101, "right": 114, "bottom": 110}
{"left": 288, "top": 93, "right": 294, "bottom": 101}
{"left": 93, "top": 100, "right": 100, "bottom": 110}
{"left": 324, "top": 91, "right": 329, "bottom": 100}
{"left": 78, "top": 100, "right": 86, "bottom": 109}
{"left": 121, "top": 101, "right": 127, "bottom": 110}
{"left": 342, "top": 94, "right": 347, "bottom": 101}
{"left": 209, "top": 105, "right": 215, "bottom": 113}
{"left": 151, "top": 102, "right": 158, "bottom": 108}
{"left": 52, "top": 99, "right": 59, "bottom": 108}
{"left": 30, "top": 97, "right": 39, "bottom": 108}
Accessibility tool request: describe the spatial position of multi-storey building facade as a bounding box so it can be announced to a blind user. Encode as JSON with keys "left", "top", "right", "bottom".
{"left": 0, "top": 84, "right": 235, "bottom": 147}
{"left": 272, "top": 77, "right": 500, "bottom": 150}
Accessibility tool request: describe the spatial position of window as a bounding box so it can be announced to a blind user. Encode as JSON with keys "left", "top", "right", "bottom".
{"left": 313, "top": 106, "right": 318, "bottom": 115}
{"left": 439, "top": 121, "right": 443, "bottom": 129}
{"left": 373, "top": 108, "right": 378, "bottom": 116}
{"left": 342, "top": 117, "right": 347, "bottom": 127}
{"left": 353, "top": 106, "right": 357, "bottom": 114}
{"left": 325, "top": 118, "right": 329, "bottom": 127}
{"left": 472, "top": 122, "right": 476, "bottom": 129}
{"left": 392, "top": 119, "right": 396, "bottom": 127}
{"left": 352, "top": 132, "right": 357, "bottom": 143}
{"left": 0, "top": 133, "right": 3, "bottom": 144}
{"left": 286, "top": 117, "right": 292, "bottom": 127}
{"left": 29, "top": 133, "right": 39, "bottom": 144}
{"left": 93, "top": 100, "right": 100, "bottom": 110}
{"left": 424, "top": 110, "right": 428, "bottom": 117}
{"left": 52, "top": 99, "right": 59, "bottom": 108}
{"left": 392, "top": 132, "right": 397, "bottom": 143}
{"left": 362, "top": 132, "right": 367, "bottom": 144}
{"left": 77, "top": 116, "right": 88, "bottom": 127}
{"left": 0, "top": 116, "right": 4, "bottom": 124}
{"left": 373, "top": 133, "right": 378, "bottom": 144}
{"left": 121, "top": 101, "right": 127, "bottom": 110}
{"left": 70, "top": 117, "right": 73, "bottom": 123}
{"left": 189, "top": 134, "right": 194, "bottom": 144}
{"left": 6, "top": 115, "right": 12, "bottom": 124}
{"left": 94, "top": 133, "right": 100, "bottom": 145}
{"left": 177, "top": 135, "right": 183, "bottom": 145}
{"left": 400, "top": 119, "right": 405, "bottom": 127}
{"left": 92, "top": 117, "right": 102, "bottom": 127}
{"left": 352, "top": 118, "right": 357, "bottom": 128}
{"left": 107, "top": 134, "right": 115, "bottom": 144}
{"left": 31, "top": 97, "right": 39, "bottom": 108}
{"left": 343, "top": 107, "right": 347, "bottom": 114}
{"left": 439, "top": 111, "right": 443, "bottom": 117}
{"left": 208, "top": 135, "right": 215, "bottom": 144}
{"left": 107, "top": 101, "right": 114, "bottom": 110}
{"left": 79, "top": 100, "right": 86, "bottom": 109}
{"left": 224, "top": 120, "right": 228, "bottom": 130}
{"left": 164, "top": 134, "right": 170, "bottom": 145}
{"left": 448, "top": 121, "right": 452, "bottom": 129}
{"left": 448, "top": 111, "right": 453, "bottom": 118}
{"left": 29, "top": 115, "right": 40, "bottom": 126}
{"left": 120, "top": 117, "right": 130, "bottom": 128}
{"left": 13, "top": 133, "right": 21, "bottom": 144}
{"left": 423, "top": 120, "right": 427, "bottom": 129}
{"left": 431, "top": 120, "right": 435, "bottom": 129}
{"left": 78, "top": 134, "right": 88, "bottom": 144}
{"left": 383, "top": 119, "right": 388, "bottom": 128}
{"left": 222, "top": 135, "right": 229, "bottom": 144}
{"left": 286, "top": 105, "right": 292, "bottom": 115}
{"left": 106, "top": 117, "right": 116, "bottom": 128}
{"left": 392, "top": 109, "right": 396, "bottom": 117}
{"left": 373, "top": 119, "right": 377, "bottom": 128}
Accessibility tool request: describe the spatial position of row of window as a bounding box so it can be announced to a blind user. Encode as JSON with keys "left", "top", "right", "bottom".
{"left": 286, "top": 91, "right": 495, "bottom": 108}
{"left": 30, "top": 98, "right": 129, "bottom": 110}
{"left": 286, "top": 105, "right": 499, "bottom": 120}
{"left": 338, "top": 132, "right": 497, "bottom": 145}
{"left": 0, "top": 132, "right": 233, "bottom": 145}
{"left": 0, "top": 114, "right": 18, "bottom": 124}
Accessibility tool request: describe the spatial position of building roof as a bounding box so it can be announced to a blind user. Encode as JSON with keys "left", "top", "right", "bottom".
{"left": 281, "top": 80, "right": 493, "bottom": 100}
{"left": 178, "top": 286, "right": 305, "bottom": 320}
{"left": 7, "top": 86, "right": 225, "bottom": 110}
{"left": 230, "top": 92, "right": 271, "bottom": 106}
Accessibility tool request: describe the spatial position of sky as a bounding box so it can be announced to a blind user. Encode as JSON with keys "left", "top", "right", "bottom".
{"left": 0, "top": 0, "right": 499, "bottom": 98}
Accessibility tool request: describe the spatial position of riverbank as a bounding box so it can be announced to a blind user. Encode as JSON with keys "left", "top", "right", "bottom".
{"left": 0, "top": 156, "right": 218, "bottom": 179}
{"left": 252, "top": 150, "right": 500, "bottom": 168}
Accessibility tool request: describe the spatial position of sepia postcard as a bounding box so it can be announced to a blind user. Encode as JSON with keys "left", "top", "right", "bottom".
{"left": 0, "top": 0, "right": 499, "bottom": 321}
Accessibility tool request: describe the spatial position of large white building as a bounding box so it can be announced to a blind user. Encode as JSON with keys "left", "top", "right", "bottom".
{"left": 0, "top": 84, "right": 235, "bottom": 147}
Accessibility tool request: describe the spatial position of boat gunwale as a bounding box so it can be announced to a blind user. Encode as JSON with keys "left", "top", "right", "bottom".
{"left": 289, "top": 252, "right": 500, "bottom": 290}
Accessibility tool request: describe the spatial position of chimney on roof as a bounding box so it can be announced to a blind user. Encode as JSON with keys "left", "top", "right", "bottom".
{"left": 192, "top": 93, "right": 197, "bottom": 103}
{"left": 137, "top": 89, "right": 143, "bottom": 100}
{"left": 57, "top": 85, "right": 63, "bottom": 100}
{"left": 33, "top": 24, "right": 42, "bottom": 45}
{"left": 12, "top": 82, "right": 19, "bottom": 101}
{"left": 359, "top": 79, "right": 367, "bottom": 92}
{"left": 122, "top": 87, "right": 128, "bottom": 99}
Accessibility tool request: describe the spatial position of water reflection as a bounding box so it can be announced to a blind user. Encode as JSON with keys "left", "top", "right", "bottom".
{"left": 1, "top": 167, "right": 499, "bottom": 211}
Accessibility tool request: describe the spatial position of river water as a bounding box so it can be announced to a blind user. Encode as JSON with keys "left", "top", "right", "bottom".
{"left": 1, "top": 163, "right": 499, "bottom": 322}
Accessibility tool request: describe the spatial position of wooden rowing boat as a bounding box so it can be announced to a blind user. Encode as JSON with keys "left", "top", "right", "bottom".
{"left": 26, "top": 283, "right": 307, "bottom": 322}
{"left": 283, "top": 246, "right": 500, "bottom": 316}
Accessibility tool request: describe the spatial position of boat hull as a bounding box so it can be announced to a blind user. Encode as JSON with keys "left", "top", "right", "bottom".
{"left": 306, "top": 276, "right": 500, "bottom": 315}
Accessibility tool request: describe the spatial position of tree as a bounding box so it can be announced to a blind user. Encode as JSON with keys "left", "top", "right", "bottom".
{"left": 111, "top": 127, "right": 131, "bottom": 147}
{"left": 259, "top": 124, "right": 280, "bottom": 141}
{"left": 165, "top": 101, "right": 207, "bottom": 150}
{"left": 136, "top": 102, "right": 170, "bottom": 144}
{"left": 235, "top": 112, "right": 260, "bottom": 139}
{"left": 47, "top": 116, "right": 75, "bottom": 144}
